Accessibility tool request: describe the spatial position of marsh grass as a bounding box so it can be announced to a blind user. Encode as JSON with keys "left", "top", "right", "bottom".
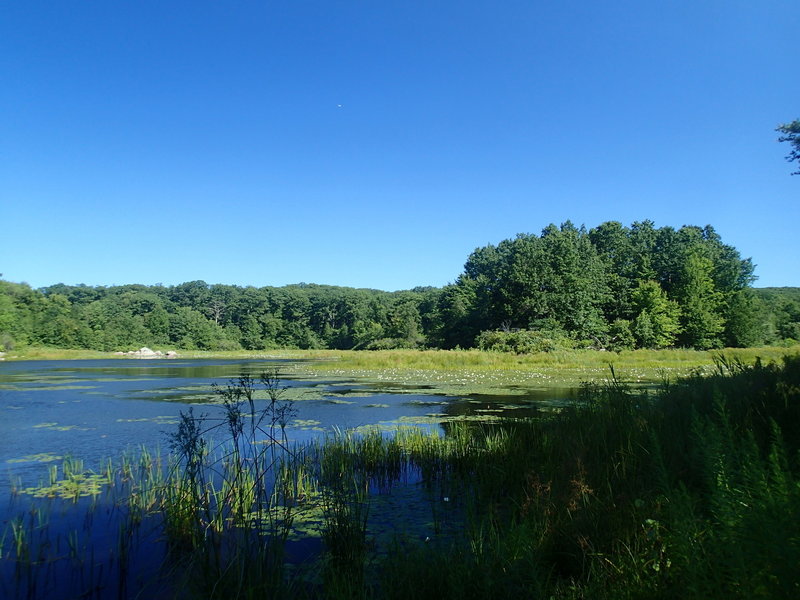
{"left": 295, "top": 354, "right": 800, "bottom": 599}
{"left": 287, "top": 346, "right": 800, "bottom": 398}
{"left": 2, "top": 354, "right": 800, "bottom": 598}
{"left": 292, "top": 345, "right": 798, "bottom": 370}
{"left": 12, "top": 343, "right": 799, "bottom": 370}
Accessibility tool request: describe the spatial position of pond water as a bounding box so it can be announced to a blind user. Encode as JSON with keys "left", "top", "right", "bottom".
{"left": 0, "top": 359, "right": 577, "bottom": 495}
{"left": 0, "top": 358, "right": 580, "bottom": 598}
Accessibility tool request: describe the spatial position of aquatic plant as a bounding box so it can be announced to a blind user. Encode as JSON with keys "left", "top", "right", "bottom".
{"left": 3, "top": 355, "right": 800, "bottom": 598}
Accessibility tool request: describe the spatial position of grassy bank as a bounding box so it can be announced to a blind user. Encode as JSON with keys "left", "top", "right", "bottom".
{"left": 290, "top": 347, "right": 800, "bottom": 393}
{"left": 1, "top": 347, "right": 121, "bottom": 360}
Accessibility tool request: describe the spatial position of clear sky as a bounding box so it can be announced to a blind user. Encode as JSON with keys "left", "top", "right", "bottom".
{"left": 2, "top": 1, "right": 798, "bottom": 291}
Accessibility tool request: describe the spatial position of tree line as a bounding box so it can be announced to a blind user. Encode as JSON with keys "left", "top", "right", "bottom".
{"left": 1, "top": 220, "right": 798, "bottom": 353}
{"left": 0, "top": 280, "right": 437, "bottom": 352}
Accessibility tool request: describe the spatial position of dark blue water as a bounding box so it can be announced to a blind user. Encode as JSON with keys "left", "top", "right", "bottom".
{"left": 0, "top": 359, "right": 467, "bottom": 492}
{"left": 0, "top": 358, "right": 579, "bottom": 599}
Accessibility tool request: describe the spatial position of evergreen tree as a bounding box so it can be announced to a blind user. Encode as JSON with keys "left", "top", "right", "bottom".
{"left": 777, "top": 119, "right": 800, "bottom": 175}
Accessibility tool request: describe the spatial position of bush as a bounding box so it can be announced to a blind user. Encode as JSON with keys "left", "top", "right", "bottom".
{"left": 606, "top": 318, "right": 636, "bottom": 351}
{"left": 209, "top": 337, "right": 242, "bottom": 351}
{"left": 475, "top": 329, "right": 575, "bottom": 354}
{"left": 365, "top": 337, "right": 423, "bottom": 350}
{"left": 0, "top": 333, "right": 14, "bottom": 351}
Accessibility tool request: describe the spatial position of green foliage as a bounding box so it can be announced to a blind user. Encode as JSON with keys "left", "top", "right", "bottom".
{"left": 675, "top": 251, "right": 724, "bottom": 349}
{"left": 439, "top": 221, "right": 756, "bottom": 350}
{"left": 32, "top": 294, "right": 88, "bottom": 348}
{"left": 607, "top": 318, "right": 636, "bottom": 351}
{"left": 454, "top": 223, "right": 609, "bottom": 342}
{"left": 0, "top": 278, "right": 439, "bottom": 353}
{"left": 435, "top": 278, "right": 484, "bottom": 349}
{"left": 777, "top": 118, "right": 800, "bottom": 175}
{"left": 475, "top": 328, "right": 575, "bottom": 353}
{"left": 0, "top": 219, "right": 777, "bottom": 354}
{"left": 631, "top": 280, "right": 682, "bottom": 348}
{"left": 754, "top": 287, "right": 800, "bottom": 344}
{"left": 724, "top": 289, "right": 767, "bottom": 347}
{"left": 170, "top": 306, "right": 226, "bottom": 350}
{"left": 0, "top": 282, "right": 32, "bottom": 349}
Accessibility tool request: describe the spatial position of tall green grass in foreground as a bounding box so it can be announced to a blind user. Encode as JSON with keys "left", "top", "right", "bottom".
{"left": 2, "top": 355, "right": 799, "bottom": 598}
{"left": 373, "top": 355, "right": 800, "bottom": 599}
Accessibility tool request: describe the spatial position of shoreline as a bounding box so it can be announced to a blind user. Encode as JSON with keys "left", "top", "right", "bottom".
{"left": 3, "top": 346, "right": 798, "bottom": 392}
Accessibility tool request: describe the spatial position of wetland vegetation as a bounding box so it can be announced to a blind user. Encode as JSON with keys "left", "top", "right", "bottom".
{"left": 2, "top": 350, "right": 799, "bottom": 598}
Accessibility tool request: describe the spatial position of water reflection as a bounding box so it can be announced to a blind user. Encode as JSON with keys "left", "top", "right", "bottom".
{"left": 0, "top": 359, "right": 579, "bottom": 494}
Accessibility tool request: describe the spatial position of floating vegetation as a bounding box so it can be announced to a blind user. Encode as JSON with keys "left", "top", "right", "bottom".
{"left": 20, "top": 472, "right": 110, "bottom": 498}
{"left": 273, "top": 386, "right": 320, "bottom": 402}
{"left": 25, "top": 385, "right": 98, "bottom": 392}
{"left": 6, "top": 453, "right": 63, "bottom": 464}
{"left": 31, "top": 422, "right": 91, "bottom": 432}
{"left": 395, "top": 415, "right": 449, "bottom": 425}
{"left": 292, "top": 419, "right": 325, "bottom": 432}
{"left": 330, "top": 390, "right": 380, "bottom": 398}
{"left": 323, "top": 384, "right": 380, "bottom": 399}
{"left": 17, "top": 457, "right": 112, "bottom": 499}
{"left": 326, "top": 384, "right": 366, "bottom": 393}
{"left": 404, "top": 399, "right": 448, "bottom": 406}
{"left": 116, "top": 416, "right": 180, "bottom": 425}
{"left": 133, "top": 384, "right": 210, "bottom": 395}
{"left": 93, "top": 377, "right": 159, "bottom": 382}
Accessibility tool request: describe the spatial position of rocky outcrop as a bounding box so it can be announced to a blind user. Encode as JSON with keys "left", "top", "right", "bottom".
{"left": 115, "top": 347, "right": 179, "bottom": 359}
{"left": 131, "top": 347, "right": 161, "bottom": 358}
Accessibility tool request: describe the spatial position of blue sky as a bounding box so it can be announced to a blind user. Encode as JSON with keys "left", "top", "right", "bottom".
{"left": 2, "top": 1, "right": 798, "bottom": 290}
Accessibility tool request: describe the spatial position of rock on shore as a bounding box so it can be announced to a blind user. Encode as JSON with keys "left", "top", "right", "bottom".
{"left": 113, "top": 347, "right": 178, "bottom": 359}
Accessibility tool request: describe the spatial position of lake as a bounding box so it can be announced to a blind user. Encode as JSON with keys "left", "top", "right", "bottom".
{"left": 1, "top": 358, "right": 576, "bottom": 494}
{"left": 0, "top": 358, "right": 581, "bottom": 598}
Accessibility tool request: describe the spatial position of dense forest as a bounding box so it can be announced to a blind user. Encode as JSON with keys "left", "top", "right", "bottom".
{"left": 2, "top": 221, "right": 798, "bottom": 353}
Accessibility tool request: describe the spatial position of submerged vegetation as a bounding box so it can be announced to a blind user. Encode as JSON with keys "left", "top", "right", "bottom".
{"left": 2, "top": 355, "right": 799, "bottom": 598}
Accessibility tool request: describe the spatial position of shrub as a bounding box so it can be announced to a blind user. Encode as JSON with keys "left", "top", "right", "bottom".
{"left": 606, "top": 318, "right": 636, "bottom": 351}
{"left": 475, "top": 329, "right": 575, "bottom": 354}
